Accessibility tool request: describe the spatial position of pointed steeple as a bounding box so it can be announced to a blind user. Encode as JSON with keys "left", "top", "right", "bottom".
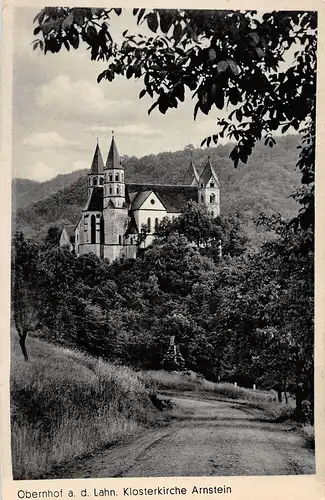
{"left": 105, "top": 131, "right": 123, "bottom": 170}
{"left": 199, "top": 156, "right": 220, "bottom": 187}
{"left": 88, "top": 140, "right": 104, "bottom": 175}
{"left": 183, "top": 158, "right": 199, "bottom": 186}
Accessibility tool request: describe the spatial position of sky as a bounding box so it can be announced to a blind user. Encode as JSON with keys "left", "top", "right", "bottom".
{"left": 13, "top": 7, "right": 233, "bottom": 182}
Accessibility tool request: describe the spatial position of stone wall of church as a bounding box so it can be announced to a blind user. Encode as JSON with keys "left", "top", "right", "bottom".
{"left": 103, "top": 207, "right": 128, "bottom": 245}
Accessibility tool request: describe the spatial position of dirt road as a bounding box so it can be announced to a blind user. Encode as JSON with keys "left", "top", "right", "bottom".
{"left": 64, "top": 395, "right": 315, "bottom": 478}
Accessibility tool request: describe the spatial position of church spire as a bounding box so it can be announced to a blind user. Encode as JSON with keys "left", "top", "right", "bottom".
{"left": 105, "top": 131, "right": 123, "bottom": 170}
{"left": 89, "top": 140, "right": 104, "bottom": 175}
{"left": 87, "top": 140, "right": 104, "bottom": 196}
{"left": 183, "top": 156, "right": 199, "bottom": 186}
{"left": 199, "top": 156, "right": 220, "bottom": 188}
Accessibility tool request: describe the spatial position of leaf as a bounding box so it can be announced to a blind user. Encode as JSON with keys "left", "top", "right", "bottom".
{"left": 114, "top": 8, "right": 122, "bottom": 16}
{"left": 139, "top": 88, "right": 146, "bottom": 99}
{"left": 194, "top": 101, "right": 200, "bottom": 120}
{"left": 159, "top": 11, "right": 173, "bottom": 34}
{"left": 249, "top": 32, "right": 260, "bottom": 45}
{"left": 146, "top": 12, "right": 158, "bottom": 33}
{"left": 173, "top": 23, "right": 183, "bottom": 44}
{"left": 229, "top": 87, "right": 241, "bottom": 105}
{"left": 126, "top": 66, "right": 133, "bottom": 79}
{"left": 282, "top": 123, "right": 291, "bottom": 134}
{"left": 148, "top": 101, "right": 159, "bottom": 115}
{"left": 214, "top": 90, "right": 224, "bottom": 110}
{"left": 70, "top": 35, "right": 79, "bottom": 50}
{"left": 33, "top": 26, "right": 42, "bottom": 35}
{"left": 137, "top": 9, "right": 146, "bottom": 25}
{"left": 236, "top": 109, "right": 243, "bottom": 123}
{"left": 255, "top": 47, "right": 265, "bottom": 59}
{"left": 227, "top": 58, "right": 239, "bottom": 76}
{"left": 209, "top": 48, "right": 217, "bottom": 62}
{"left": 217, "top": 60, "right": 228, "bottom": 73}
{"left": 86, "top": 26, "right": 97, "bottom": 39}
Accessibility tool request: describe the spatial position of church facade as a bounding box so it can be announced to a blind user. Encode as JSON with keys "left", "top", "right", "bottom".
{"left": 67, "top": 134, "right": 220, "bottom": 262}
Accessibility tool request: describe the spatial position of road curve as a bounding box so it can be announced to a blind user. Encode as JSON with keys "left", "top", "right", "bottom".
{"left": 63, "top": 395, "right": 315, "bottom": 478}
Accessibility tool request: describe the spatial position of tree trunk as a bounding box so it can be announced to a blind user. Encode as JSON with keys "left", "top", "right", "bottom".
{"left": 295, "top": 387, "right": 304, "bottom": 422}
{"left": 277, "top": 389, "right": 282, "bottom": 403}
{"left": 284, "top": 378, "right": 288, "bottom": 404}
{"left": 19, "top": 333, "right": 29, "bottom": 362}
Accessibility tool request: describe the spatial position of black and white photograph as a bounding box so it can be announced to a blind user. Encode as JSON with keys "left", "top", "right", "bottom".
{"left": 7, "top": 5, "right": 317, "bottom": 484}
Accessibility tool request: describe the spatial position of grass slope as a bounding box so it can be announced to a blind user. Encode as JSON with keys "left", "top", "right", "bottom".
{"left": 11, "top": 335, "right": 162, "bottom": 480}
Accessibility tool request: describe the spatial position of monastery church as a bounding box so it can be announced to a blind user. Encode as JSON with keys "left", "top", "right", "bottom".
{"left": 60, "top": 133, "right": 221, "bottom": 262}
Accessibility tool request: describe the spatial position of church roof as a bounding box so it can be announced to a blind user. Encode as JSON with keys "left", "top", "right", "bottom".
{"left": 129, "top": 190, "right": 153, "bottom": 211}
{"left": 83, "top": 187, "right": 103, "bottom": 212}
{"left": 199, "top": 158, "right": 220, "bottom": 187}
{"left": 88, "top": 142, "right": 104, "bottom": 175}
{"left": 126, "top": 184, "right": 197, "bottom": 213}
{"left": 63, "top": 225, "right": 75, "bottom": 239}
{"left": 183, "top": 160, "right": 199, "bottom": 186}
{"left": 125, "top": 214, "right": 138, "bottom": 235}
{"left": 105, "top": 135, "right": 123, "bottom": 170}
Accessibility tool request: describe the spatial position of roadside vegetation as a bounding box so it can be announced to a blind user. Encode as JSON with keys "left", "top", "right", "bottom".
{"left": 11, "top": 336, "right": 165, "bottom": 480}
{"left": 140, "top": 370, "right": 277, "bottom": 403}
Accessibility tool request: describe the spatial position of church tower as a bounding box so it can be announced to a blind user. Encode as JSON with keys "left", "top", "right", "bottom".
{"left": 103, "top": 132, "right": 129, "bottom": 261}
{"left": 87, "top": 139, "right": 104, "bottom": 196}
{"left": 198, "top": 157, "right": 220, "bottom": 217}
{"left": 103, "top": 131, "right": 125, "bottom": 208}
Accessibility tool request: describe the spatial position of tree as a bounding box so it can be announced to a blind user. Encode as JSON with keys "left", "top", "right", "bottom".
{"left": 44, "top": 225, "right": 61, "bottom": 249}
{"left": 11, "top": 233, "right": 42, "bottom": 360}
{"left": 33, "top": 8, "right": 316, "bottom": 229}
{"left": 155, "top": 201, "right": 247, "bottom": 257}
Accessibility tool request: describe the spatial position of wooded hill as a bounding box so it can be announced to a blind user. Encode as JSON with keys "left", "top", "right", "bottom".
{"left": 12, "top": 135, "right": 301, "bottom": 244}
{"left": 12, "top": 169, "right": 88, "bottom": 211}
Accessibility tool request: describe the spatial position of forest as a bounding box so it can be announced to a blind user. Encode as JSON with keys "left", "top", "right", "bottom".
{"left": 12, "top": 199, "right": 314, "bottom": 424}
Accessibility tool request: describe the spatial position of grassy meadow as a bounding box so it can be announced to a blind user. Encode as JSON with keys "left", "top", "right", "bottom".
{"left": 11, "top": 335, "right": 163, "bottom": 480}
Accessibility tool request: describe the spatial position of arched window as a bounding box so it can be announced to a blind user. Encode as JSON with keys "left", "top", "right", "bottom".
{"left": 201, "top": 182, "right": 204, "bottom": 187}
{"left": 118, "top": 235, "right": 122, "bottom": 245}
{"left": 100, "top": 177, "right": 103, "bottom": 185}
{"left": 210, "top": 181, "right": 215, "bottom": 187}
{"left": 155, "top": 217, "right": 159, "bottom": 230}
{"left": 210, "top": 193, "right": 216, "bottom": 204}
{"left": 116, "top": 185, "right": 120, "bottom": 195}
{"left": 109, "top": 173, "right": 113, "bottom": 182}
{"left": 90, "top": 215, "right": 96, "bottom": 244}
{"left": 147, "top": 217, "right": 151, "bottom": 232}
{"left": 130, "top": 237, "right": 133, "bottom": 245}
{"left": 115, "top": 173, "right": 119, "bottom": 181}
{"left": 100, "top": 216, "right": 104, "bottom": 244}
{"left": 93, "top": 178, "right": 98, "bottom": 186}
{"left": 109, "top": 186, "right": 112, "bottom": 194}
{"left": 201, "top": 195, "right": 204, "bottom": 203}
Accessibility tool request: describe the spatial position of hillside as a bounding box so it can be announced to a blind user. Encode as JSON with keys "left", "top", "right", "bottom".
{"left": 12, "top": 169, "right": 88, "bottom": 211}
{"left": 12, "top": 135, "right": 302, "bottom": 241}
{"left": 11, "top": 333, "right": 165, "bottom": 479}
